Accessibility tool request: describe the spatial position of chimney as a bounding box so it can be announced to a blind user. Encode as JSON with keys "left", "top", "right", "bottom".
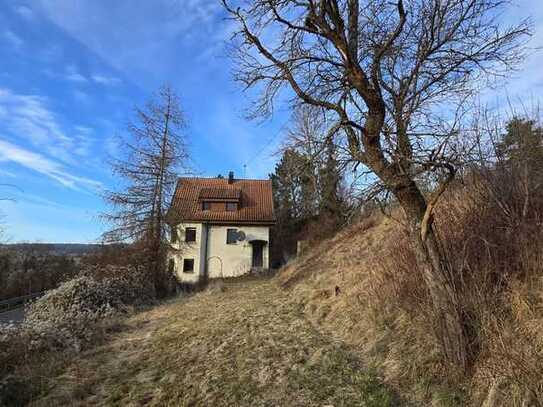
{"left": 228, "top": 171, "right": 234, "bottom": 184}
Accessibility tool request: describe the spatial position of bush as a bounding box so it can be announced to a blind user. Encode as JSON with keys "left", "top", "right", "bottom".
{"left": 0, "top": 375, "right": 33, "bottom": 407}
{"left": 0, "top": 265, "right": 155, "bottom": 379}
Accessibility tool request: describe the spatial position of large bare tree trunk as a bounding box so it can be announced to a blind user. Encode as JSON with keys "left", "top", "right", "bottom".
{"left": 395, "top": 181, "right": 468, "bottom": 371}
{"left": 221, "top": 0, "right": 530, "bottom": 373}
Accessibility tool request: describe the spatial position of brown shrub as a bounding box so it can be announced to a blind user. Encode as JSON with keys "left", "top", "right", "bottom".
{"left": 375, "top": 170, "right": 543, "bottom": 404}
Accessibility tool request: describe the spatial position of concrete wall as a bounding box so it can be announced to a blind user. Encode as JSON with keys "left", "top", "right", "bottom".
{"left": 169, "top": 223, "right": 270, "bottom": 284}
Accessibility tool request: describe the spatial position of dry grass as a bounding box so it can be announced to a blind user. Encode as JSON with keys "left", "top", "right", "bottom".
{"left": 27, "top": 276, "right": 394, "bottom": 406}
{"left": 278, "top": 216, "right": 447, "bottom": 399}
{"left": 278, "top": 182, "right": 543, "bottom": 406}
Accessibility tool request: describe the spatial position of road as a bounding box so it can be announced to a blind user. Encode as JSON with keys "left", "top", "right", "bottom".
{"left": 0, "top": 307, "right": 25, "bottom": 324}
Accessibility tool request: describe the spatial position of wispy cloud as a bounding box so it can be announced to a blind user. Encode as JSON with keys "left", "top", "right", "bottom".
{"left": 0, "top": 139, "right": 101, "bottom": 190}
{"left": 14, "top": 5, "right": 35, "bottom": 20}
{"left": 0, "top": 88, "right": 93, "bottom": 164}
{"left": 3, "top": 30, "right": 24, "bottom": 50}
{"left": 64, "top": 64, "right": 87, "bottom": 82}
{"left": 92, "top": 74, "right": 121, "bottom": 86}
{"left": 35, "top": 0, "right": 226, "bottom": 79}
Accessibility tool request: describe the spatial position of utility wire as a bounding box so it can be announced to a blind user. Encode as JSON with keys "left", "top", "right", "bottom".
{"left": 242, "top": 125, "right": 286, "bottom": 176}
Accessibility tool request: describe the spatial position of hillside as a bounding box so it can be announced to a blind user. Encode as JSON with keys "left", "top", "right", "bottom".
{"left": 278, "top": 204, "right": 543, "bottom": 407}
{"left": 277, "top": 215, "right": 473, "bottom": 404}
{"left": 29, "top": 277, "right": 395, "bottom": 406}
{"left": 278, "top": 215, "right": 397, "bottom": 351}
{"left": 0, "top": 243, "right": 103, "bottom": 256}
{"left": 277, "top": 217, "right": 419, "bottom": 390}
{"left": 12, "top": 210, "right": 541, "bottom": 406}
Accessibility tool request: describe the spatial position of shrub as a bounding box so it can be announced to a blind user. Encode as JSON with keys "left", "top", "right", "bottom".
{"left": 0, "top": 265, "right": 155, "bottom": 379}
{"left": 371, "top": 168, "right": 543, "bottom": 404}
{"left": 0, "top": 374, "right": 33, "bottom": 407}
{"left": 22, "top": 276, "right": 119, "bottom": 352}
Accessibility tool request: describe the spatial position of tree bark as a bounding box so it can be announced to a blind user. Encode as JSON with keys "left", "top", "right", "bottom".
{"left": 395, "top": 179, "right": 468, "bottom": 371}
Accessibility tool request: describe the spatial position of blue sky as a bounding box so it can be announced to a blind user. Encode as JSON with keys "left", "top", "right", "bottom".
{"left": 0, "top": 1, "right": 542, "bottom": 243}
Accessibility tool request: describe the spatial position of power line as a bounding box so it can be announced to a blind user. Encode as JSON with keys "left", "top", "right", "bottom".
{"left": 242, "top": 125, "right": 285, "bottom": 176}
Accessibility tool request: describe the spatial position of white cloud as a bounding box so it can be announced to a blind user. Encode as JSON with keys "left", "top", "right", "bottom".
{"left": 34, "top": 0, "right": 226, "bottom": 80}
{"left": 64, "top": 64, "right": 87, "bottom": 82}
{"left": 91, "top": 74, "right": 121, "bottom": 86}
{"left": 3, "top": 30, "right": 24, "bottom": 49}
{"left": 0, "top": 88, "right": 96, "bottom": 166}
{"left": 14, "top": 5, "right": 34, "bottom": 20}
{"left": 0, "top": 139, "right": 101, "bottom": 190}
{"left": 0, "top": 88, "right": 67, "bottom": 146}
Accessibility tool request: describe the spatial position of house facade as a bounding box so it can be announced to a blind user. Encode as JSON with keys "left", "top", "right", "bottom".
{"left": 167, "top": 172, "right": 275, "bottom": 286}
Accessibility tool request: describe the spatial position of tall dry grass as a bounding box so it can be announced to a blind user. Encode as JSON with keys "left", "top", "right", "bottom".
{"left": 368, "top": 167, "right": 543, "bottom": 405}
{"left": 280, "top": 164, "right": 543, "bottom": 405}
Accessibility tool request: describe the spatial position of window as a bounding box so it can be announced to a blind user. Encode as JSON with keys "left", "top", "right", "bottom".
{"left": 202, "top": 201, "right": 211, "bottom": 210}
{"left": 171, "top": 226, "right": 178, "bottom": 243}
{"left": 168, "top": 258, "right": 175, "bottom": 274}
{"left": 183, "top": 259, "right": 194, "bottom": 273}
{"left": 185, "top": 227, "right": 196, "bottom": 243}
{"left": 226, "top": 202, "right": 237, "bottom": 211}
{"left": 226, "top": 228, "right": 238, "bottom": 244}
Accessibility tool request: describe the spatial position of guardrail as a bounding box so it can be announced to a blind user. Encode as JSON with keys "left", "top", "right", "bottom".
{"left": 0, "top": 291, "right": 46, "bottom": 313}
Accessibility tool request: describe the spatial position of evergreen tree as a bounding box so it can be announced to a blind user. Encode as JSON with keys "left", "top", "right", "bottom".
{"left": 319, "top": 139, "right": 343, "bottom": 226}
{"left": 495, "top": 117, "right": 543, "bottom": 220}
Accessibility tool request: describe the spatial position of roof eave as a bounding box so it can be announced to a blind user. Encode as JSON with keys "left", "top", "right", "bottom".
{"left": 171, "top": 218, "right": 275, "bottom": 226}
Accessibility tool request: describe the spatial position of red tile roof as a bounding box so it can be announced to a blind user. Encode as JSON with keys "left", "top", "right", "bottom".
{"left": 198, "top": 186, "right": 241, "bottom": 201}
{"left": 168, "top": 177, "right": 275, "bottom": 225}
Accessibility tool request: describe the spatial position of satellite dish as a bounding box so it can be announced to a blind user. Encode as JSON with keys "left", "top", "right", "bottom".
{"left": 237, "top": 230, "right": 246, "bottom": 241}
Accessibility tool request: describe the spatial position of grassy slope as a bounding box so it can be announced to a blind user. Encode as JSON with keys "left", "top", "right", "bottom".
{"left": 277, "top": 216, "right": 469, "bottom": 405}
{"left": 278, "top": 216, "right": 398, "bottom": 353}
{"left": 32, "top": 277, "right": 395, "bottom": 407}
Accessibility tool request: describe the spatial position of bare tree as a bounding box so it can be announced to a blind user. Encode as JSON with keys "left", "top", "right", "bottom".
{"left": 0, "top": 183, "right": 22, "bottom": 243}
{"left": 102, "top": 86, "right": 190, "bottom": 295}
{"left": 284, "top": 105, "right": 347, "bottom": 223}
{"left": 222, "top": 0, "right": 531, "bottom": 370}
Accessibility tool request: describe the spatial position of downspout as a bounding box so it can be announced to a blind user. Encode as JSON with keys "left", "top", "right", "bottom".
{"left": 202, "top": 222, "right": 209, "bottom": 286}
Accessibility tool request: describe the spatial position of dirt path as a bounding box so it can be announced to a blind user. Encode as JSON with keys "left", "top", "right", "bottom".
{"left": 32, "top": 277, "right": 394, "bottom": 406}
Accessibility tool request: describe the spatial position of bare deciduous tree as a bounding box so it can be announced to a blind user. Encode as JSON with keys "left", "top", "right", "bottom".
{"left": 222, "top": 0, "right": 531, "bottom": 370}
{"left": 286, "top": 106, "right": 348, "bottom": 224}
{"left": 102, "top": 86, "right": 189, "bottom": 295}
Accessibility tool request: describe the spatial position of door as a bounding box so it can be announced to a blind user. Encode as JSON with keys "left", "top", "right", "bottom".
{"left": 252, "top": 243, "right": 263, "bottom": 268}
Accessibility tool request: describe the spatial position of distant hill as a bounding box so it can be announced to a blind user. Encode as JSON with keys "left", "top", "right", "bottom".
{"left": 0, "top": 243, "right": 103, "bottom": 256}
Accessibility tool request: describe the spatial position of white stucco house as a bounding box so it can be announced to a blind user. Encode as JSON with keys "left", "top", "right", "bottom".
{"left": 166, "top": 172, "right": 275, "bottom": 288}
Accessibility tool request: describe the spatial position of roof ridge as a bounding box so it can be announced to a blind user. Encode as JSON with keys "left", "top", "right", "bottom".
{"left": 178, "top": 176, "right": 270, "bottom": 182}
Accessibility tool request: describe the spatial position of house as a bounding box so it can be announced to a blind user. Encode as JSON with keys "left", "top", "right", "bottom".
{"left": 166, "top": 171, "right": 275, "bottom": 287}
